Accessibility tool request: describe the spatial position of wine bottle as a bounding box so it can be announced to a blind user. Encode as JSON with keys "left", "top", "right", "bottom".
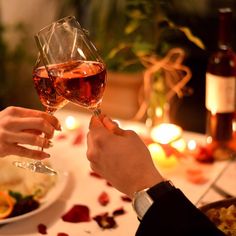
{"left": 205, "top": 8, "right": 236, "bottom": 159}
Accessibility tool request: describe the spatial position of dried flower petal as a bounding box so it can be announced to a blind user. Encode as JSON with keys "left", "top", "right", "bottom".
{"left": 38, "top": 223, "right": 47, "bottom": 235}
{"left": 72, "top": 129, "right": 84, "bottom": 145}
{"left": 89, "top": 171, "right": 102, "bottom": 179}
{"left": 106, "top": 181, "right": 113, "bottom": 187}
{"left": 56, "top": 134, "right": 67, "bottom": 140}
{"left": 186, "top": 168, "right": 209, "bottom": 185}
{"left": 93, "top": 212, "right": 117, "bottom": 229}
{"left": 62, "top": 204, "right": 91, "bottom": 223}
{"left": 98, "top": 192, "right": 110, "bottom": 206}
{"left": 193, "top": 146, "right": 214, "bottom": 163}
{"left": 112, "top": 207, "right": 126, "bottom": 216}
{"left": 121, "top": 195, "right": 132, "bottom": 202}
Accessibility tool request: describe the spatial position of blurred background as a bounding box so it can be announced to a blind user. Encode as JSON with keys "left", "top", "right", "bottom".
{"left": 1, "top": 0, "right": 236, "bottom": 133}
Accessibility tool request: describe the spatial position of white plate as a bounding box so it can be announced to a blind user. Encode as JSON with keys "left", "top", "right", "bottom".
{"left": 0, "top": 170, "right": 68, "bottom": 224}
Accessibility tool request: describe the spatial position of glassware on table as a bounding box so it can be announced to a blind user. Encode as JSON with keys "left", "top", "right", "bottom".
{"left": 35, "top": 16, "right": 107, "bottom": 116}
{"left": 13, "top": 57, "right": 69, "bottom": 175}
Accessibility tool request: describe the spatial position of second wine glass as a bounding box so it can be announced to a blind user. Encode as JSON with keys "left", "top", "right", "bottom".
{"left": 35, "top": 16, "right": 107, "bottom": 116}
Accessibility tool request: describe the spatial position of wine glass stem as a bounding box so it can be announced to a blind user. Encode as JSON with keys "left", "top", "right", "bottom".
{"left": 40, "top": 108, "right": 54, "bottom": 152}
{"left": 93, "top": 108, "right": 101, "bottom": 116}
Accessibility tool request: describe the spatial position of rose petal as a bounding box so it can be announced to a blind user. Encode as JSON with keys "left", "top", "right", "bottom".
{"left": 56, "top": 134, "right": 67, "bottom": 140}
{"left": 72, "top": 129, "right": 84, "bottom": 145}
{"left": 121, "top": 195, "right": 132, "bottom": 202}
{"left": 90, "top": 171, "right": 102, "bottom": 179}
{"left": 62, "top": 205, "right": 91, "bottom": 223}
{"left": 38, "top": 223, "right": 47, "bottom": 235}
{"left": 186, "top": 168, "right": 209, "bottom": 185}
{"left": 98, "top": 192, "right": 110, "bottom": 206}
{"left": 112, "top": 207, "right": 126, "bottom": 217}
{"left": 93, "top": 212, "right": 117, "bottom": 229}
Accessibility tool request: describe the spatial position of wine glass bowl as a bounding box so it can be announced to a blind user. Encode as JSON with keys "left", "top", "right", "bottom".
{"left": 33, "top": 61, "right": 69, "bottom": 114}
{"left": 35, "top": 16, "right": 107, "bottom": 115}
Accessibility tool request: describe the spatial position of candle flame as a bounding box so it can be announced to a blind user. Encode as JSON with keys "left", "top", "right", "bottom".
{"left": 150, "top": 123, "right": 182, "bottom": 144}
{"left": 65, "top": 116, "right": 79, "bottom": 130}
{"left": 187, "top": 139, "right": 197, "bottom": 151}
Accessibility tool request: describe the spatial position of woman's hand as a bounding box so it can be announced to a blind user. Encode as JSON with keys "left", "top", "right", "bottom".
{"left": 0, "top": 106, "right": 61, "bottom": 159}
{"left": 87, "top": 115, "right": 164, "bottom": 198}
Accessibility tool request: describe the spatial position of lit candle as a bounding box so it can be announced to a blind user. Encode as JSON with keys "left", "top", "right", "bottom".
{"left": 148, "top": 123, "right": 187, "bottom": 168}
{"left": 150, "top": 123, "right": 182, "bottom": 144}
{"left": 171, "top": 138, "right": 186, "bottom": 152}
{"left": 187, "top": 139, "right": 197, "bottom": 151}
{"left": 65, "top": 116, "right": 80, "bottom": 130}
{"left": 148, "top": 143, "right": 178, "bottom": 168}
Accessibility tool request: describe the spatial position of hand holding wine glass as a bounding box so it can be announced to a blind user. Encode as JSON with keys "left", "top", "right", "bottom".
{"left": 35, "top": 16, "right": 107, "bottom": 116}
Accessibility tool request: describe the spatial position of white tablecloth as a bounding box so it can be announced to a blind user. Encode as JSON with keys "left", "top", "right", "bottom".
{"left": 0, "top": 109, "right": 235, "bottom": 236}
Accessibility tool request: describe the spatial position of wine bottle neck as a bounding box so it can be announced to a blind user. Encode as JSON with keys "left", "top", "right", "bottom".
{"left": 218, "top": 8, "right": 232, "bottom": 48}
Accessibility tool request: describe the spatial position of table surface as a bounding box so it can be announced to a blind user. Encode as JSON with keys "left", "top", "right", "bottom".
{"left": 0, "top": 109, "right": 235, "bottom": 236}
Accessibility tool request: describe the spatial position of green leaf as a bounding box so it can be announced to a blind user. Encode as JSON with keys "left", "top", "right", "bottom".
{"left": 125, "top": 20, "right": 140, "bottom": 34}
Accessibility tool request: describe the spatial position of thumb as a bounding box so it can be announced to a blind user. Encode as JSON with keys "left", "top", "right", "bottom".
{"left": 102, "top": 116, "right": 124, "bottom": 135}
{"left": 89, "top": 114, "right": 105, "bottom": 130}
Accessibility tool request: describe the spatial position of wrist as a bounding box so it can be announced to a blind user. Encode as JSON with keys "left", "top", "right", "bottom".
{"left": 129, "top": 174, "right": 164, "bottom": 199}
{"left": 132, "top": 180, "right": 175, "bottom": 220}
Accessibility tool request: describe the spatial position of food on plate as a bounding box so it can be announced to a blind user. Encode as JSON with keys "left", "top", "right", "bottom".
{"left": 0, "top": 156, "right": 57, "bottom": 199}
{"left": 8, "top": 191, "right": 40, "bottom": 217}
{"left": 0, "top": 191, "right": 14, "bottom": 219}
{"left": 204, "top": 202, "right": 236, "bottom": 236}
{"left": 0, "top": 156, "right": 57, "bottom": 219}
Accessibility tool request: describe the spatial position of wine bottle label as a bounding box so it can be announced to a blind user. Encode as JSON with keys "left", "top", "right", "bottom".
{"left": 205, "top": 73, "right": 236, "bottom": 113}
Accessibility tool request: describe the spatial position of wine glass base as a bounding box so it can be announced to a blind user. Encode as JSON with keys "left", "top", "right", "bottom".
{"left": 13, "top": 161, "right": 57, "bottom": 176}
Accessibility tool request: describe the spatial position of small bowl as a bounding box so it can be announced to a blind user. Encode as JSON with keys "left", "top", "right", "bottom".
{"left": 200, "top": 197, "right": 236, "bottom": 213}
{"left": 200, "top": 198, "right": 236, "bottom": 236}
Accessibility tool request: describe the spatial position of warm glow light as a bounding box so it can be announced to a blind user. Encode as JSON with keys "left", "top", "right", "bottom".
{"left": 187, "top": 139, "right": 197, "bottom": 151}
{"left": 148, "top": 143, "right": 178, "bottom": 168}
{"left": 65, "top": 116, "right": 79, "bottom": 130}
{"left": 233, "top": 121, "right": 236, "bottom": 132}
{"left": 206, "top": 136, "right": 212, "bottom": 144}
{"left": 172, "top": 138, "right": 186, "bottom": 152}
{"left": 155, "top": 107, "right": 163, "bottom": 118}
{"left": 150, "top": 123, "right": 182, "bottom": 144}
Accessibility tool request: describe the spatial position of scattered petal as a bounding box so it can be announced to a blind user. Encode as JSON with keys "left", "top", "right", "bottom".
{"left": 56, "top": 134, "right": 67, "bottom": 140}
{"left": 72, "top": 129, "right": 84, "bottom": 145}
{"left": 121, "top": 195, "right": 132, "bottom": 202}
{"left": 57, "top": 233, "right": 69, "bottom": 236}
{"left": 186, "top": 168, "right": 209, "bottom": 185}
{"left": 161, "top": 144, "right": 184, "bottom": 159}
{"left": 90, "top": 171, "right": 102, "bottom": 179}
{"left": 98, "top": 192, "right": 110, "bottom": 206}
{"left": 193, "top": 146, "right": 214, "bottom": 163}
{"left": 106, "top": 181, "right": 113, "bottom": 187}
{"left": 62, "top": 204, "right": 91, "bottom": 223}
{"left": 38, "top": 223, "right": 47, "bottom": 235}
{"left": 93, "top": 212, "right": 117, "bottom": 229}
{"left": 112, "top": 207, "right": 126, "bottom": 217}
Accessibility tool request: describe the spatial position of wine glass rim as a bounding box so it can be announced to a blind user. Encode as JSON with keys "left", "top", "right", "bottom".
{"left": 35, "top": 15, "right": 80, "bottom": 36}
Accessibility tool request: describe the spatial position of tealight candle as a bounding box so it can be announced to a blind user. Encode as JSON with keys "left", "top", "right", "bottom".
{"left": 65, "top": 116, "right": 80, "bottom": 130}
{"left": 187, "top": 139, "right": 197, "bottom": 151}
{"left": 150, "top": 123, "right": 182, "bottom": 144}
{"left": 148, "top": 143, "right": 178, "bottom": 168}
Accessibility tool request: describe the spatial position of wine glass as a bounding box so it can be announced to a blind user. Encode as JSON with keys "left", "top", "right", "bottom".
{"left": 34, "top": 16, "right": 107, "bottom": 116}
{"left": 13, "top": 56, "right": 69, "bottom": 175}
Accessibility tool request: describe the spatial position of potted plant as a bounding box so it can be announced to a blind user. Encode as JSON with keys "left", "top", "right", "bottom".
{"left": 60, "top": 0, "right": 205, "bottom": 122}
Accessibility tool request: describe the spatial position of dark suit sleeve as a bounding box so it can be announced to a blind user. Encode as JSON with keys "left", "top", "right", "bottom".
{"left": 136, "top": 188, "right": 225, "bottom": 236}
